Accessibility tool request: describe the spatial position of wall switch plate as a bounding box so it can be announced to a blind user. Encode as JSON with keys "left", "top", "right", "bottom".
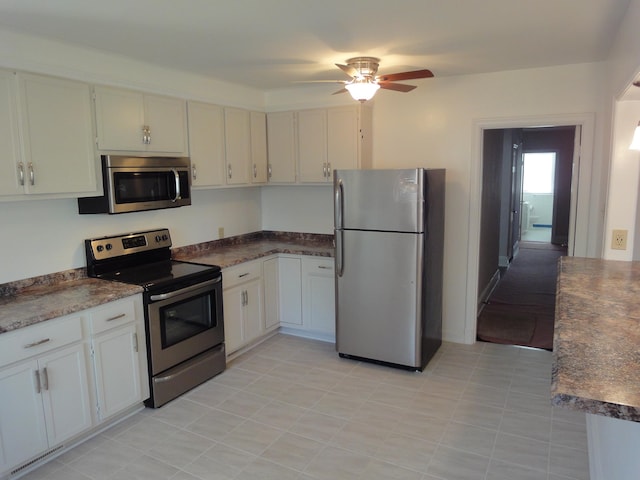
{"left": 611, "top": 229, "right": 628, "bottom": 250}
{"left": 218, "top": 227, "right": 224, "bottom": 239}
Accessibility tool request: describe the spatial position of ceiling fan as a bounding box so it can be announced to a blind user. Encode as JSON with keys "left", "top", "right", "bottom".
{"left": 329, "top": 57, "right": 434, "bottom": 102}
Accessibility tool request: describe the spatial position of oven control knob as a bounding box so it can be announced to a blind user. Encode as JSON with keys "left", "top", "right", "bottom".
{"left": 162, "top": 234, "right": 168, "bottom": 241}
{"left": 96, "top": 245, "right": 104, "bottom": 252}
{"left": 155, "top": 235, "right": 162, "bottom": 242}
{"left": 105, "top": 243, "right": 112, "bottom": 251}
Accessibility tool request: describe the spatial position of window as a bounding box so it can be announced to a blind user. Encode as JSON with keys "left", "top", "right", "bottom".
{"left": 522, "top": 152, "right": 555, "bottom": 193}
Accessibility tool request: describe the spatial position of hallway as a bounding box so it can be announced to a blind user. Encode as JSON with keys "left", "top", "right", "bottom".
{"left": 477, "top": 242, "right": 566, "bottom": 350}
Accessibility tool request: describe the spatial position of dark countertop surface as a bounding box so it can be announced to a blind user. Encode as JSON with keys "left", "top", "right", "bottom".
{"left": 0, "top": 270, "right": 142, "bottom": 334}
{"left": 172, "top": 231, "right": 334, "bottom": 268}
{"left": 552, "top": 256, "right": 640, "bottom": 422}
{"left": 0, "top": 231, "right": 334, "bottom": 335}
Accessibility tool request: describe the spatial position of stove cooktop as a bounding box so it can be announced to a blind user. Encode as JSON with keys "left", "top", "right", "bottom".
{"left": 95, "top": 260, "right": 221, "bottom": 290}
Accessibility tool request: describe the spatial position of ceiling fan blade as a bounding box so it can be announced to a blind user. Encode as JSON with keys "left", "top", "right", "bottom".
{"left": 293, "top": 80, "right": 346, "bottom": 84}
{"left": 377, "top": 69, "right": 434, "bottom": 82}
{"left": 379, "top": 82, "right": 417, "bottom": 92}
{"left": 336, "top": 63, "right": 358, "bottom": 78}
{"left": 332, "top": 87, "right": 348, "bottom": 95}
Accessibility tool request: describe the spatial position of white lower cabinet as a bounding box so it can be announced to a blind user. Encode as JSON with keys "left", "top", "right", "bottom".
{"left": 0, "top": 315, "right": 92, "bottom": 474}
{"left": 0, "top": 295, "right": 148, "bottom": 478}
{"left": 86, "top": 296, "right": 148, "bottom": 422}
{"left": 302, "top": 257, "right": 336, "bottom": 337}
{"left": 222, "top": 260, "right": 265, "bottom": 354}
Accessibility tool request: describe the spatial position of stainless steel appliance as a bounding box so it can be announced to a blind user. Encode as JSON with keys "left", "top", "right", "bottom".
{"left": 334, "top": 168, "right": 445, "bottom": 371}
{"left": 85, "top": 228, "right": 225, "bottom": 407}
{"left": 78, "top": 155, "right": 191, "bottom": 214}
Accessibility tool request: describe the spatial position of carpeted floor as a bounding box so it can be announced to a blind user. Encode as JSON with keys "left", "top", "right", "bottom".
{"left": 477, "top": 241, "right": 567, "bottom": 350}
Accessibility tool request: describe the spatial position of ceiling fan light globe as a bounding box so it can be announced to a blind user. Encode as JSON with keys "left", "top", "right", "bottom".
{"left": 345, "top": 81, "right": 380, "bottom": 101}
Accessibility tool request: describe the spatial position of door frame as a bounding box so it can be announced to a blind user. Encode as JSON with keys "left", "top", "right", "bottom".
{"left": 465, "top": 113, "right": 595, "bottom": 344}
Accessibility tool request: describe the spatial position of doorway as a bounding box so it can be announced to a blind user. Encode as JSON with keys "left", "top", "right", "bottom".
{"left": 521, "top": 152, "right": 556, "bottom": 243}
{"left": 476, "top": 126, "right": 574, "bottom": 349}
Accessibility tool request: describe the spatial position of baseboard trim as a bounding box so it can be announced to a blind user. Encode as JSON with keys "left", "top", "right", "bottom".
{"left": 477, "top": 268, "right": 501, "bottom": 313}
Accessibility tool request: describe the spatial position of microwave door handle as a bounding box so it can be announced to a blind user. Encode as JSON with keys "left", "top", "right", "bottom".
{"left": 172, "top": 168, "right": 181, "bottom": 202}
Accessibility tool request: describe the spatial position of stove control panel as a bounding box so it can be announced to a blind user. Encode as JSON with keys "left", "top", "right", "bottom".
{"left": 86, "top": 228, "right": 172, "bottom": 261}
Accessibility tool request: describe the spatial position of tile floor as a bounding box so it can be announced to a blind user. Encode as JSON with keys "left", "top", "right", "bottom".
{"left": 20, "top": 334, "right": 589, "bottom": 480}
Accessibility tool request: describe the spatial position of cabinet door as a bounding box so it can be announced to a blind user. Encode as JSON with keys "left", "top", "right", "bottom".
{"left": 0, "top": 360, "right": 48, "bottom": 472}
{"left": 17, "top": 73, "right": 97, "bottom": 195}
{"left": 266, "top": 111, "right": 297, "bottom": 183}
{"left": 263, "top": 258, "right": 280, "bottom": 330}
{"left": 92, "top": 324, "right": 142, "bottom": 421}
{"left": 298, "top": 109, "right": 328, "bottom": 183}
{"left": 250, "top": 111, "right": 268, "bottom": 184}
{"left": 94, "top": 86, "right": 146, "bottom": 151}
{"left": 0, "top": 70, "right": 22, "bottom": 196}
{"left": 303, "top": 258, "right": 336, "bottom": 336}
{"left": 144, "top": 94, "right": 188, "bottom": 154}
{"left": 224, "top": 107, "right": 251, "bottom": 185}
{"left": 39, "top": 344, "right": 92, "bottom": 447}
{"left": 243, "top": 279, "right": 264, "bottom": 344}
{"left": 279, "top": 257, "right": 302, "bottom": 326}
{"left": 327, "top": 106, "right": 359, "bottom": 173}
{"left": 223, "top": 284, "right": 245, "bottom": 354}
{"left": 187, "top": 101, "right": 225, "bottom": 187}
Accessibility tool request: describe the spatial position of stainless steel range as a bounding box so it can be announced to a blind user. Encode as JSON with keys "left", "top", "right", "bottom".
{"left": 85, "top": 228, "right": 225, "bottom": 407}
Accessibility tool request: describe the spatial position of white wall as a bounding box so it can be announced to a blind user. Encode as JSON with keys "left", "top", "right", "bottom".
{"left": 0, "top": 188, "right": 261, "bottom": 284}
{"left": 261, "top": 185, "right": 333, "bottom": 234}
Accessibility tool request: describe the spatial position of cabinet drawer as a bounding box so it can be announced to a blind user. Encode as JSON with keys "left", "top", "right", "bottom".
{"left": 223, "top": 261, "right": 262, "bottom": 289}
{"left": 0, "top": 314, "right": 83, "bottom": 367}
{"left": 303, "top": 257, "right": 335, "bottom": 273}
{"left": 88, "top": 297, "right": 137, "bottom": 335}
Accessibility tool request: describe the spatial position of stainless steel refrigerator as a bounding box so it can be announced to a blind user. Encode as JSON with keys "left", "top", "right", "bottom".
{"left": 334, "top": 168, "right": 445, "bottom": 371}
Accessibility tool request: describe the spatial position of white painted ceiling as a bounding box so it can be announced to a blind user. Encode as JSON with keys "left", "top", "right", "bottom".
{"left": 0, "top": 0, "right": 631, "bottom": 91}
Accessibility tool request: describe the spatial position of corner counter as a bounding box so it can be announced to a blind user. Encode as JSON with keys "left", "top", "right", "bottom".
{"left": 553, "top": 256, "right": 640, "bottom": 479}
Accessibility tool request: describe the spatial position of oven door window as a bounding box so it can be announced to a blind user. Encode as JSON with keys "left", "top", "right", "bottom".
{"left": 159, "top": 290, "right": 217, "bottom": 348}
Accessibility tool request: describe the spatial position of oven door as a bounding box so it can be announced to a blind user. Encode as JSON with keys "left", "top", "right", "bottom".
{"left": 108, "top": 166, "right": 191, "bottom": 213}
{"left": 146, "top": 277, "right": 223, "bottom": 375}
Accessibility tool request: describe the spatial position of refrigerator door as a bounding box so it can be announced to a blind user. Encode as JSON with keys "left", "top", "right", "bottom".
{"left": 334, "top": 169, "right": 425, "bottom": 233}
{"left": 336, "top": 229, "right": 423, "bottom": 368}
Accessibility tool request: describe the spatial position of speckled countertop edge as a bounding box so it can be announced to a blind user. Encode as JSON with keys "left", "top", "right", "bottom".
{"left": 552, "top": 256, "right": 640, "bottom": 422}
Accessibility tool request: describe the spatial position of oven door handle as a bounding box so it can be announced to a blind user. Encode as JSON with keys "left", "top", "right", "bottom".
{"left": 149, "top": 277, "right": 221, "bottom": 302}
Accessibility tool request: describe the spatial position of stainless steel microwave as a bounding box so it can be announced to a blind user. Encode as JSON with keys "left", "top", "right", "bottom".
{"left": 78, "top": 155, "right": 191, "bottom": 214}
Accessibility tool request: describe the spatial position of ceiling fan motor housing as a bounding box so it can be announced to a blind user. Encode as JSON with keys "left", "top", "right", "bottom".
{"left": 346, "top": 57, "right": 380, "bottom": 78}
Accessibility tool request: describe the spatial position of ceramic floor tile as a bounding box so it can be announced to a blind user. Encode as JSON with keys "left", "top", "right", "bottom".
{"left": 15, "top": 335, "right": 593, "bottom": 480}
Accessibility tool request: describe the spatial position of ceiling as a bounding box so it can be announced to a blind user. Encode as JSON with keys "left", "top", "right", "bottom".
{"left": 0, "top": 0, "right": 631, "bottom": 92}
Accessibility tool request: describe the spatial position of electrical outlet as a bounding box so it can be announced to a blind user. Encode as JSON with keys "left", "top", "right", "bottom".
{"left": 611, "top": 229, "right": 628, "bottom": 250}
{"left": 218, "top": 227, "right": 225, "bottom": 239}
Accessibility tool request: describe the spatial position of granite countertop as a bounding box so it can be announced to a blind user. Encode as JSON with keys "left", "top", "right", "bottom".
{"left": 0, "top": 269, "right": 143, "bottom": 335}
{"left": 552, "top": 256, "right": 640, "bottom": 422}
{"left": 0, "top": 231, "right": 333, "bottom": 335}
{"left": 172, "top": 231, "right": 335, "bottom": 268}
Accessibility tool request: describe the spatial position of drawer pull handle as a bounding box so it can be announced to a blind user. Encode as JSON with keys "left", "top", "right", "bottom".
{"left": 106, "top": 313, "right": 127, "bottom": 322}
{"left": 34, "top": 370, "right": 41, "bottom": 394}
{"left": 318, "top": 265, "right": 332, "bottom": 270}
{"left": 24, "top": 338, "right": 51, "bottom": 349}
{"left": 41, "top": 367, "right": 49, "bottom": 391}
{"left": 238, "top": 273, "right": 249, "bottom": 278}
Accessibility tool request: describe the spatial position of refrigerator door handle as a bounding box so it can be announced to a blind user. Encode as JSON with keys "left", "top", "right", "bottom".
{"left": 334, "top": 178, "right": 344, "bottom": 230}
{"left": 336, "top": 229, "right": 344, "bottom": 277}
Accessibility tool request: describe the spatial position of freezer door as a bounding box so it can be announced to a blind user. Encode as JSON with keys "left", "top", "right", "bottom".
{"left": 334, "top": 169, "right": 425, "bottom": 233}
{"left": 336, "top": 229, "right": 423, "bottom": 368}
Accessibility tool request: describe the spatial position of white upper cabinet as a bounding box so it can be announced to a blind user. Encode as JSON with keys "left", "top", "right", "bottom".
{"left": 328, "top": 106, "right": 365, "bottom": 172}
{"left": 187, "top": 101, "right": 226, "bottom": 187}
{"left": 266, "top": 111, "right": 297, "bottom": 183}
{"left": 94, "top": 86, "right": 188, "bottom": 155}
{"left": 0, "top": 71, "right": 98, "bottom": 198}
{"left": 250, "top": 111, "right": 268, "bottom": 184}
{"left": 0, "top": 70, "right": 22, "bottom": 196}
{"left": 224, "top": 107, "right": 252, "bottom": 185}
{"left": 298, "top": 109, "right": 328, "bottom": 183}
